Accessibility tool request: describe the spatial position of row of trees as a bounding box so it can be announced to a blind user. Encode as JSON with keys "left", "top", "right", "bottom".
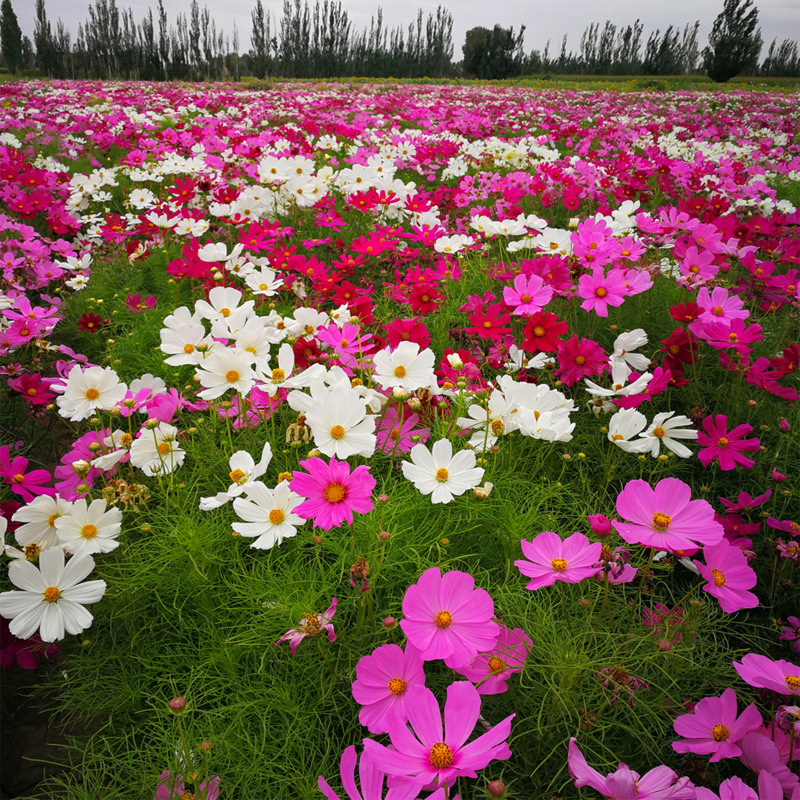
{"left": 2, "top": 0, "right": 798, "bottom": 81}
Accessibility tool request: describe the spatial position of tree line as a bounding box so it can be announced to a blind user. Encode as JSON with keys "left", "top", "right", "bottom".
{"left": 1, "top": 0, "right": 797, "bottom": 81}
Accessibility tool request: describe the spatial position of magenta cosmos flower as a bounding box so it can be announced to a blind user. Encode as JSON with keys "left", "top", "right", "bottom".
{"left": 362, "top": 681, "right": 514, "bottom": 789}
{"left": 733, "top": 653, "right": 800, "bottom": 696}
{"left": 695, "top": 541, "right": 758, "bottom": 614}
{"left": 502, "top": 273, "right": 553, "bottom": 316}
{"left": 290, "top": 457, "right": 375, "bottom": 530}
{"left": 515, "top": 531, "right": 602, "bottom": 590}
{"left": 555, "top": 335, "right": 607, "bottom": 387}
{"left": 351, "top": 643, "right": 426, "bottom": 734}
{"left": 453, "top": 625, "right": 531, "bottom": 695}
{"left": 695, "top": 774, "right": 784, "bottom": 800}
{"left": 577, "top": 266, "right": 627, "bottom": 317}
{"left": 697, "top": 415, "right": 760, "bottom": 471}
{"left": 672, "top": 688, "right": 762, "bottom": 762}
{"left": 568, "top": 738, "right": 695, "bottom": 800}
{"left": 274, "top": 597, "right": 337, "bottom": 655}
{"left": 400, "top": 568, "right": 499, "bottom": 668}
{"left": 0, "top": 447, "right": 53, "bottom": 503}
{"left": 613, "top": 478, "right": 723, "bottom": 554}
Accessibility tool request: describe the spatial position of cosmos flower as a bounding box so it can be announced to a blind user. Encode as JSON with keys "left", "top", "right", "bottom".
{"left": 695, "top": 541, "right": 759, "bottom": 614}
{"left": 453, "top": 625, "right": 531, "bottom": 695}
{"left": 401, "top": 439, "right": 484, "bottom": 505}
{"left": 231, "top": 481, "right": 305, "bottom": 549}
{"left": 274, "top": 597, "right": 337, "bottom": 655}
{"left": 733, "top": 653, "right": 800, "bottom": 696}
{"left": 697, "top": 415, "right": 760, "bottom": 471}
{"left": 515, "top": 531, "right": 602, "bottom": 590}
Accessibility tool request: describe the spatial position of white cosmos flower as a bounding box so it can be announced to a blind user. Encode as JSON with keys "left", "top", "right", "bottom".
{"left": 129, "top": 422, "right": 185, "bottom": 476}
{"left": 12, "top": 495, "right": 74, "bottom": 550}
{"left": 199, "top": 442, "right": 273, "bottom": 511}
{"left": 610, "top": 329, "right": 651, "bottom": 383}
{"left": 456, "top": 404, "right": 500, "bottom": 452}
{"left": 304, "top": 389, "right": 376, "bottom": 459}
{"left": 160, "top": 322, "right": 211, "bottom": 366}
{"left": 232, "top": 482, "right": 305, "bottom": 549}
{"left": 91, "top": 429, "right": 135, "bottom": 471}
{"left": 245, "top": 266, "right": 282, "bottom": 297}
{"left": 401, "top": 438, "right": 484, "bottom": 505}
{"left": 517, "top": 408, "right": 575, "bottom": 442}
{"left": 434, "top": 234, "right": 474, "bottom": 254}
{"left": 258, "top": 343, "right": 326, "bottom": 397}
{"left": 55, "top": 498, "right": 122, "bottom": 556}
{"left": 585, "top": 371, "right": 653, "bottom": 397}
{"left": 194, "top": 286, "right": 254, "bottom": 324}
{"left": 372, "top": 341, "right": 437, "bottom": 393}
{"left": 196, "top": 348, "right": 256, "bottom": 400}
{"left": 636, "top": 411, "right": 697, "bottom": 459}
{"left": 607, "top": 409, "right": 649, "bottom": 453}
{"left": 0, "top": 548, "right": 107, "bottom": 642}
{"left": 197, "top": 241, "right": 244, "bottom": 263}
{"left": 55, "top": 365, "right": 127, "bottom": 422}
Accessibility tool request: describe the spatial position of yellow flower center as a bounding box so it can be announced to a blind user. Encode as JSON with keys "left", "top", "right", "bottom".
{"left": 717, "top": 437, "right": 728, "bottom": 447}
{"left": 435, "top": 610, "right": 453, "bottom": 628}
{"left": 652, "top": 427, "right": 665, "bottom": 438}
{"left": 712, "top": 306, "right": 724, "bottom": 316}
{"left": 435, "top": 467, "right": 449, "bottom": 482}
{"left": 387, "top": 677, "right": 407, "bottom": 695}
{"left": 271, "top": 368, "right": 285, "bottom": 382}
{"left": 85, "top": 388, "right": 100, "bottom": 401}
{"left": 225, "top": 369, "right": 240, "bottom": 383}
{"left": 596, "top": 287, "right": 607, "bottom": 297}
{"left": 521, "top": 294, "right": 531, "bottom": 303}
{"left": 268, "top": 508, "right": 285, "bottom": 525}
{"left": 278, "top": 471, "right": 292, "bottom": 483}
{"left": 612, "top": 434, "right": 624, "bottom": 441}
{"left": 157, "top": 442, "right": 171, "bottom": 455}
{"left": 488, "top": 657, "right": 506, "bottom": 673}
{"left": 551, "top": 558, "right": 568, "bottom": 572}
{"left": 47, "top": 513, "right": 61, "bottom": 528}
{"left": 491, "top": 418, "right": 505, "bottom": 435}
{"left": 81, "top": 524, "right": 98, "bottom": 539}
{"left": 24, "top": 543, "right": 41, "bottom": 560}
{"left": 711, "top": 568, "right": 726, "bottom": 587}
{"left": 323, "top": 482, "right": 346, "bottom": 503}
{"left": 229, "top": 468, "right": 246, "bottom": 483}
{"left": 12, "top": 473, "right": 25, "bottom": 483}
{"left": 429, "top": 741, "right": 454, "bottom": 769}
{"left": 220, "top": 307, "right": 231, "bottom": 317}
{"left": 712, "top": 724, "right": 730, "bottom": 742}
{"left": 575, "top": 355, "right": 586, "bottom": 365}
{"left": 120, "top": 433, "right": 133, "bottom": 448}
{"left": 183, "top": 343, "right": 195, "bottom": 353}
{"left": 394, "top": 365, "right": 406, "bottom": 378}
{"left": 652, "top": 512, "right": 672, "bottom": 531}
{"left": 483, "top": 320, "right": 493, "bottom": 328}
{"left": 43, "top": 586, "right": 61, "bottom": 602}
{"left": 330, "top": 425, "right": 346, "bottom": 440}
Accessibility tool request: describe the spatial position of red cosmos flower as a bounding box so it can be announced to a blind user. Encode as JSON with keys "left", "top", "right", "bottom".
{"left": 466, "top": 303, "right": 512, "bottom": 341}
{"left": 555, "top": 335, "right": 607, "bottom": 387}
{"left": 697, "top": 415, "right": 760, "bottom": 471}
{"left": 6, "top": 373, "right": 56, "bottom": 406}
{"left": 660, "top": 329, "right": 698, "bottom": 376}
{"left": 669, "top": 302, "right": 702, "bottom": 323}
{"left": 407, "top": 283, "right": 443, "bottom": 315}
{"left": 384, "top": 317, "right": 431, "bottom": 350}
{"left": 125, "top": 293, "right": 157, "bottom": 314}
{"left": 521, "top": 311, "right": 568, "bottom": 353}
{"left": 77, "top": 313, "right": 105, "bottom": 333}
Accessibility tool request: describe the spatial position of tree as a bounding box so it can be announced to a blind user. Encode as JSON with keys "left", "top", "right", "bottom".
{"left": 703, "top": 0, "right": 762, "bottom": 83}
{"left": 0, "top": 0, "right": 22, "bottom": 74}
{"left": 462, "top": 24, "right": 524, "bottom": 79}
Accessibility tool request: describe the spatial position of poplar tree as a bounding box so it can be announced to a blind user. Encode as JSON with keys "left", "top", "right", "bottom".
{"left": 0, "top": 0, "right": 22, "bottom": 74}
{"left": 703, "top": 0, "right": 762, "bottom": 82}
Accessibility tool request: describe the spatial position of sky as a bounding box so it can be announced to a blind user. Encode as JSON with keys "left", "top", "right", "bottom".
{"left": 16, "top": 0, "right": 800, "bottom": 57}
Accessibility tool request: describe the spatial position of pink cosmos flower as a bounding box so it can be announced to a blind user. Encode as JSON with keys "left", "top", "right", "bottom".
{"left": 697, "top": 415, "right": 760, "bottom": 471}
{"left": 577, "top": 266, "right": 626, "bottom": 317}
{"left": 613, "top": 478, "right": 723, "bottom": 553}
{"left": 696, "top": 286, "right": 749, "bottom": 325}
{"left": 738, "top": 730, "right": 800, "bottom": 799}
{"left": 6, "top": 373, "right": 56, "bottom": 406}
{"left": 351, "top": 643, "right": 426, "bottom": 734}
{"left": 125, "top": 293, "right": 157, "bottom": 313}
{"left": 502, "top": 273, "right": 553, "bottom": 316}
{"left": 719, "top": 490, "right": 772, "bottom": 513}
{"left": 733, "top": 653, "right": 800, "bottom": 696}
{"left": 453, "top": 625, "right": 531, "bottom": 695}
{"left": 362, "top": 681, "right": 514, "bottom": 789}
{"left": 568, "top": 738, "right": 695, "bottom": 799}
{"left": 0, "top": 617, "right": 60, "bottom": 670}
{"left": 274, "top": 597, "right": 337, "bottom": 655}
{"left": 555, "top": 335, "right": 607, "bottom": 387}
{"left": 587, "top": 513, "right": 613, "bottom": 536}
{"left": 694, "top": 774, "right": 786, "bottom": 800}
{"left": 400, "top": 568, "right": 499, "bottom": 668}
{"left": 290, "top": 457, "right": 375, "bottom": 530}
{"left": 679, "top": 245, "right": 718, "bottom": 283}
{"left": 780, "top": 616, "right": 800, "bottom": 655}
{"left": 672, "top": 688, "right": 762, "bottom": 762}
{"left": 695, "top": 541, "right": 759, "bottom": 614}
{"left": 0, "top": 447, "right": 53, "bottom": 503}
{"left": 375, "top": 408, "right": 430, "bottom": 455}
{"left": 515, "top": 531, "right": 602, "bottom": 590}
{"left": 153, "top": 771, "right": 220, "bottom": 800}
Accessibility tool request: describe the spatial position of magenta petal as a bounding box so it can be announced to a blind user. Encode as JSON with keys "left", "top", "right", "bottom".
{"left": 443, "top": 681, "right": 480, "bottom": 749}
{"left": 405, "top": 685, "right": 443, "bottom": 746}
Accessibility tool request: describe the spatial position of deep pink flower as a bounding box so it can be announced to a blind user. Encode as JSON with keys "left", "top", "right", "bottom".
{"left": 555, "top": 335, "right": 607, "bottom": 387}
{"left": 672, "top": 688, "right": 762, "bottom": 762}
{"left": 613, "top": 478, "right": 723, "bottom": 553}
{"left": 695, "top": 541, "right": 759, "bottom": 614}
{"left": 0, "top": 617, "right": 60, "bottom": 670}
{"left": 719, "top": 490, "right": 772, "bottom": 513}
{"left": 400, "top": 568, "right": 499, "bottom": 668}
{"left": 290, "top": 457, "right": 375, "bottom": 530}
{"left": 362, "top": 681, "right": 514, "bottom": 788}
{"left": 384, "top": 317, "right": 431, "bottom": 350}
{"left": 568, "top": 737, "right": 695, "bottom": 799}
{"left": 733, "top": 653, "right": 800, "bottom": 696}
{"left": 125, "top": 293, "right": 157, "bottom": 313}
{"left": 738, "top": 730, "right": 800, "bottom": 799}
{"left": 767, "top": 517, "right": 799, "bottom": 538}
{"left": 587, "top": 513, "right": 613, "bottom": 536}
{"left": 274, "top": 597, "right": 337, "bottom": 655}
{"left": 6, "top": 373, "right": 56, "bottom": 406}
{"left": 697, "top": 415, "right": 760, "bottom": 471}
{"left": 694, "top": 774, "right": 784, "bottom": 800}
{"left": 0, "top": 447, "right": 53, "bottom": 503}
{"left": 375, "top": 408, "right": 429, "bottom": 455}
{"left": 577, "top": 266, "right": 626, "bottom": 317}
{"left": 153, "top": 771, "right": 220, "bottom": 800}
{"left": 502, "top": 273, "right": 553, "bottom": 316}
{"left": 515, "top": 531, "right": 602, "bottom": 589}
{"left": 780, "top": 617, "right": 800, "bottom": 655}
{"left": 453, "top": 625, "right": 531, "bottom": 695}
{"left": 351, "top": 643, "right": 426, "bottom": 734}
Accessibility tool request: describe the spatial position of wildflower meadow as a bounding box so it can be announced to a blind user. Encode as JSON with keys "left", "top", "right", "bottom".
{"left": 0, "top": 79, "right": 799, "bottom": 800}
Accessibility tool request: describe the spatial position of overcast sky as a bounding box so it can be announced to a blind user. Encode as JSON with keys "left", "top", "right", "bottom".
{"left": 16, "top": 0, "right": 800, "bottom": 57}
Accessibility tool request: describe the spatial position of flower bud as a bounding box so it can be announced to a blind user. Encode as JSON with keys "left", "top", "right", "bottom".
{"left": 168, "top": 696, "right": 186, "bottom": 712}
{"left": 382, "top": 616, "right": 396, "bottom": 628}
{"left": 779, "top": 419, "right": 791, "bottom": 433}
{"left": 772, "top": 468, "right": 787, "bottom": 482}
{"left": 656, "top": 639, "right": 672, "bottom": 652}
{"left": 376, "top": 493, "right": 390, "bottom": 503}
{"left": 72, "top": 460, "right": 91, "bottom": 475}
{"left": 378, "top": 530, "right": 391, "bottom": 540}
{"left": 587, "top": 513, "right": 612, "bottom": 537}
{"left": 488, "top": 780, "right": 506, "bottom": 797}
{"left": 144, "top": 418, "right": 160, "bottom": 429}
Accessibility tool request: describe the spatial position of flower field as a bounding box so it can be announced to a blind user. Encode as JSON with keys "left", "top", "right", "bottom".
{"left": 0, "top": 79, "right": 799, "bottom": 800}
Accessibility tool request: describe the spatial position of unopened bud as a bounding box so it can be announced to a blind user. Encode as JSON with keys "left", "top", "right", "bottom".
{"left": 382, "top": 616, "right": 396, "bottom": 628}
{"left": 168, "top": 696, "right": 186, "bottom": 712}
{"left": 488, "top": 780, "right": 506, "bottom": 797}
